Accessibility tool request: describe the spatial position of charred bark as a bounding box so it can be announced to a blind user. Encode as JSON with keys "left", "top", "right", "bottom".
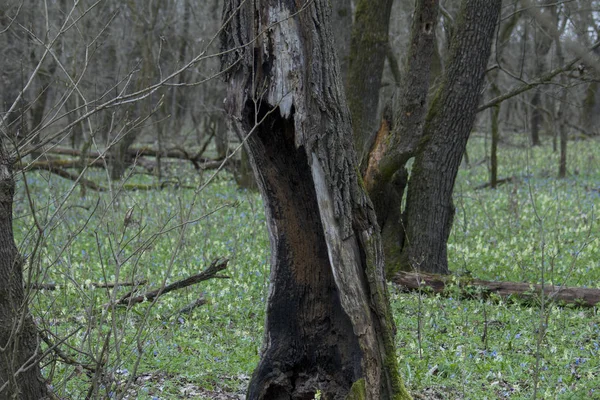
{"left": 221, "top": 1, "right": 410, "bottom": 399}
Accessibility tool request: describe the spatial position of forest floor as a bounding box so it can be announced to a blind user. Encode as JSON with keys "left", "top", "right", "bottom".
{"left": 15, "top": 136, "right": 600, "bottom": 399}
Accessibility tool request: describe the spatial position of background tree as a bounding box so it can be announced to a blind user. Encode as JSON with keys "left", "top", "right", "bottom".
{"left": 361, "top": 0, "right": 501, "bottom": 274}
{"left": 346, "top": 0, "right": 395, "bottom": 163}
{"left": 529, "top": 0, "right": 556, "bottom": 147}
{"left": 0, "top": 139, "right": 49, "bottom": 399}
{"left": 221, "top": 0, "right": 410, "bottom": 398}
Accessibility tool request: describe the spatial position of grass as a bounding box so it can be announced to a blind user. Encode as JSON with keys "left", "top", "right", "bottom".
{"left": 13, "top": 136, "right": 600, "bottom": 399}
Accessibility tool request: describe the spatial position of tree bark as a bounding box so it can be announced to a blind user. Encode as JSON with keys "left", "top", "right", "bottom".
{"left": 399, "top": 0, "right": 501, "bottom": 274}
{"left": 221, "top": 1, "right": 410, "bottom": 399}
{"left": 346, "top": 0, "right": 394, "bottom": 164}
{"left": 555, "top": 27, "right": 568, "bottom": 178}
{"left": 363, "top": 0, "right": 500, "bottom": 275}
{"left": 331, "top": 0, "right": 353, "bottom": 81}
{"left": 0, "top": 143, "right": 49, "bottom": 398}
{"left": 363, "top": 0, "right": 439, "bottom": 275}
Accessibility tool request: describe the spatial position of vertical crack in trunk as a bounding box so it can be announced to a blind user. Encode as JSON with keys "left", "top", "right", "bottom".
{"left": 242, "top": 101, "right": 363, "bottom": 400}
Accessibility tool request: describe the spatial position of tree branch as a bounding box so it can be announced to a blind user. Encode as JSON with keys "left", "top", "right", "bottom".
{"left": 478, "top": 40, "right": 600, "bottom": 112}
{"left": 110, "top": 258, "right": 228, "bottom": 307}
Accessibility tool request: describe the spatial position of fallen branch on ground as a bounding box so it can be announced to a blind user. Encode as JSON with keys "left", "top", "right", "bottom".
{"left": 475, "top": 176, "right": 517, "bottom": 190}
{"left": 392, "top": 271, "right": 600, "bottom": 307}
{"left": 28, "top": 280, "right": 147, "bottom": 290}
{"left": 40, "top": 145, "right": 236, "bottom": 171}
{"left": 178, "top": 297, "right": 207, "bottom": 314}
{"left": 109, "top": 258, "right": 229, "bottom": 307}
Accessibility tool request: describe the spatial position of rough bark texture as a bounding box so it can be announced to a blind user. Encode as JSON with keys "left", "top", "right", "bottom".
{"left": 221, "top": 1, "right": 410, "bottom": 399}
{"left": 363, "top": 0, "right": 439, "bottom": 275}
{"left": 399, "top": 0, "right": 501, "bottom": 274}
{"left": 0, "top": 144, "right": 49, "bottom": 399}
{"left": 346, "top": 0, "right": 394, "bottom": 164}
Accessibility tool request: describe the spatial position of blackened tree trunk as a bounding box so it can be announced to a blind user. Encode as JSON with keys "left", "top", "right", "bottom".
{"left": 221, "top": 1, "right": 410, "bottom": 399}
{"left": 399, "top": 0, "right": 500, "bottom": 274}
{"left": 0, "top": 143, "right": 49, "bottom": 399}
{"left": 346, "top": 0, "right": 394, "bottom": 164}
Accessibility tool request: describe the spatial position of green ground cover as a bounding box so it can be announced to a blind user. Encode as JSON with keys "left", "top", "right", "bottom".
{"left": 14, "top": 137, "right": 600, "bottom": 399}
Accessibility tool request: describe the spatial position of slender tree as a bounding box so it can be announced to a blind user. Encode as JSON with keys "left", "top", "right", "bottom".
{"left": 529, "top": 0, "right": 555, "bottom": 146}
{"left": 0, "top": 140, "right": 49, "bottom": 398}
{"left": 489, "top": 3, "right": 521, "bottom": 188}
{"left": 221, "top": 1, "right": 411, "bottom": 399}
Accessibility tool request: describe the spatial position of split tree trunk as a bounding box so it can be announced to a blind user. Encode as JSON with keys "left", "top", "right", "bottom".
{"left": 399, "top": 0, "right": 500, "bottom": 274}
{"left": 221, "top": 1, "right": 410, "bottom": 399}
{"left": 0, "top": 143, "right": 49, "bottom": 398}
{"left": 363, "top": 0, "right": 439, "bottom": 275}
{"left": 363, "top": 0, "right": 500, "bottom": 275}
{"left": 331, "top": 0, "right": 353, "bottom": 81}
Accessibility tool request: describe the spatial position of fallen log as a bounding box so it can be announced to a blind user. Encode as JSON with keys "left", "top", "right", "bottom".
{"left": 392, "top": 271, "right": 600, "bottom": 307}
{"left": 110, "top": 258, "right": 229, "bottom": 307}
{"left": 42, "top": 145, "right": 233, "bottom": 170}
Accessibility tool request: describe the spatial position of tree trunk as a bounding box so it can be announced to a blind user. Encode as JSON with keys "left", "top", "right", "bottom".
{"left": 331, "top": 0, "right": 353, "bottom": 81}
{"left": 529, "top": 0, "right": 555, "bottom": 147}
{"left": 555, "top": 27, "right": 568, "bottom": 178}
{"left": 0, "top": 143, "right": 49, "bottom": 399}
{"left": 490, "top": 94, "right": 500, "bottom": 189}
{"left": 399, "top": 0, "right": 501, "bottom": 274}
{"left": 221, "top": 1, "right": 410, "bottom": 399}
{"left": 488, "top": 6, "right": 520, "bottom": 189}
{"left": 363, "top": 0, "right": 500, "bottom": 275}
{"left": 346, "top": 0, "right": 394, "bottom": 164}
{"left": 363, "top": 0, "right": 439, "bottom": 275}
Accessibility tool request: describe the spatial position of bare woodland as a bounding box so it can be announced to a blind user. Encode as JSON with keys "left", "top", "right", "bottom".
{"left": 1, "top": 0, "right": 600, "bottom": 398}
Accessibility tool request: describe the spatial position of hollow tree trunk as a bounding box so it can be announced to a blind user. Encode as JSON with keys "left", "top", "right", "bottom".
{"left": 221, "top": 1, "right": 410, "bottom": 399}
{"left": 0, "top": 143, "right": 49, "bottom": 399}
{"left": 399, "top": 0, "right": 501, "bottom": 274}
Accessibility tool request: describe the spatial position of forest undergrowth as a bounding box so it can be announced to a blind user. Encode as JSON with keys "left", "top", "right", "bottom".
{"left": 14, "top": 137, "right": 600, "bottom": 399}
